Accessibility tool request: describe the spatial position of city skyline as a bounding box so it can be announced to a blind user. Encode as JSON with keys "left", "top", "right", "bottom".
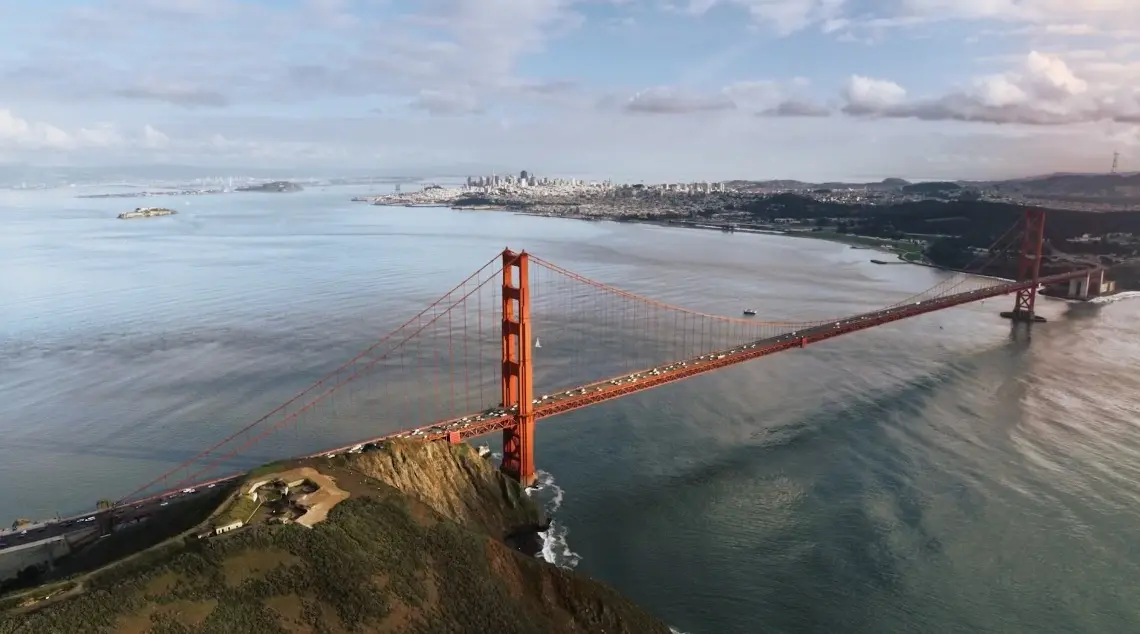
{"left": 0, "top": 1, "right": 1136, "bottom": 182}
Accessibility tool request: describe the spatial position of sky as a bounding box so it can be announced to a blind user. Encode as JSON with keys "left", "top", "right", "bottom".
{"left": 0, "top": 0, "right": 1138, "bottom": 182}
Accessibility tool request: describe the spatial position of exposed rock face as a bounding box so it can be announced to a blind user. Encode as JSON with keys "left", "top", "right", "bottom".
{"left": 349, "top": 440, "right": 542, "bottom": 539}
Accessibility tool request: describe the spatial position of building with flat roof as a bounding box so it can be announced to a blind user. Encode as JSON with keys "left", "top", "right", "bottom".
{"left": 0, "top": 536, "right": 70, "bottom": 583}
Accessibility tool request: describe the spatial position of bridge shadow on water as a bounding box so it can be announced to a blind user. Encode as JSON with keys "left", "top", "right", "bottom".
{"left": 0, "top": 436, "right": 278, "bottom": 473}
{"left": 559, "top": 337, "right": 1038, "bottom": 634}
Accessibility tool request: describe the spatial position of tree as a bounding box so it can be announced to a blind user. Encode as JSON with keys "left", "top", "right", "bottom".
{"left": 96, "top": 499, "right": 114, "bottom": 510}
{"left": 925, "top": 237, "right": 973, "bottom": 269}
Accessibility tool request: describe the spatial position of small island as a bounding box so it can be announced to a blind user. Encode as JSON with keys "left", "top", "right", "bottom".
{"left": 117, "top": 207, "right": 177, "bottom": 220}
{"left": 235, "top": 181, "right": 303, "bottom": 193}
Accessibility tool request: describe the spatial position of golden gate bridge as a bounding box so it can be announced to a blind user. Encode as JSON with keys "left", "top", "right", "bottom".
{"left": 103, "top": 208, "right": 1105, "bottom": 513}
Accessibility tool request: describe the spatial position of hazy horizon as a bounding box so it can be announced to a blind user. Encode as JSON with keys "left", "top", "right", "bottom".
{"left": 0, "top": 163, "right": 1132, "bottom": 191}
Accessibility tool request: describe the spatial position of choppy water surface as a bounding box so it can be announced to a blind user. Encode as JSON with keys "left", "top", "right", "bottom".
{"left": 2, "top": 186, "right": 1138, "bottom": 633}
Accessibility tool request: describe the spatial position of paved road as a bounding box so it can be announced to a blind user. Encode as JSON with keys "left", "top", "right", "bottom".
{"left": 0, "top": 482, "right": 228, "bottom": 551}
{"left": 2, "top": 271, "right": 1093, "bottom": 552}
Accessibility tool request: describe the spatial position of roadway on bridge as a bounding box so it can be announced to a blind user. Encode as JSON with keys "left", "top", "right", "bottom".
{"left": 2, "top": 268, "right": 1095, "bottom": 552}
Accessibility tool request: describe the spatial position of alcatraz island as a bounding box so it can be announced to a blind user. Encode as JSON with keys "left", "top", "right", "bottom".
{"left": 117, "top": 206, "right": 177, "bottom": 219}
{"left": 356, "top": 169, "right": 1140, "bottom": 291}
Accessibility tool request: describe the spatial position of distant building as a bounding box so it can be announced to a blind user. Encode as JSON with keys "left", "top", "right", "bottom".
{"left": 0, "top": 536, "right": 70, "bottom": 583}
{"left": 214, "top": 521, "right": 243, "bottom": 535}
{"left": 520, "top": 170, "right": 529, "bottom": 181}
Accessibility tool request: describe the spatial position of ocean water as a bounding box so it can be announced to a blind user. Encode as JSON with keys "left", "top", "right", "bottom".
{"left": 2, "top": 185, "right": 1139, "bottom": 633}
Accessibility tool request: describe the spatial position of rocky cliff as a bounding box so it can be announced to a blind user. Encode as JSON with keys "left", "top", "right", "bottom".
{"left": 0, "top": 441, "right": 672, "bottom": 634}
{"left": 348, "top": 440, "right": 543, "bottom": 540}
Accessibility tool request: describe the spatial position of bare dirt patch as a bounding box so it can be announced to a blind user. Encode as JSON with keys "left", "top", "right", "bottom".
{"left": 113, "top": 604, "right": 158, "bottom": 634}
{"left": 246, "top": 466, "right": 350, "bottom": 528}
{"left": 222, "top": 548, "right": 302, "bottom": 586}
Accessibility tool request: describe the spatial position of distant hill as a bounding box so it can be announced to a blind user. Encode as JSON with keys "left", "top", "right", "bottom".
{"left": 2, "top": 441, "right": 671, "bottom": 634}
{"left": 725, "top": 178, "right": 912, "bottom": 191}
{"left": 727, "top": 173, "right": 1140, "bottom": 201}
{"left": 235, "top": 181, "right": 303, "bottom": 193}
{"left": 902, "top": 181, "right": 961, "bottom": 195}
{"left": 976, "top": 172, "right": 1140, "bottom": 199}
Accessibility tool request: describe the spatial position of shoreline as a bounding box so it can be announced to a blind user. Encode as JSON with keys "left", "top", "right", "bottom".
{"left": 384, "top": 200, "right": 954, "bottom": 272}
{"left": 552, "top": 212, "right": 1105, "bottom": 300}
{"left": 367, "top": 200, "right": 1117, "bottom": 300}
{"left": 510, "top": 208, "right": 930, "bottom": 266}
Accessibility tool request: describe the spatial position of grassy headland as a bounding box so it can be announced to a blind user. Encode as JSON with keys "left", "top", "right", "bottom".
{"left": 1, "top": 441, "right": 671, "bottom": 634}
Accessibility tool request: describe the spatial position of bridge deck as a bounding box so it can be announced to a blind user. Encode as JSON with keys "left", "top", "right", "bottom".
{"left": 0, "top": 263, "right": 1079, "bottom": 551}
{"left": 103, "top": 267, "right": 1097, "bottom": 519}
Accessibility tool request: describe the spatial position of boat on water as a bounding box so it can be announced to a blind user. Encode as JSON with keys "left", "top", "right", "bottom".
{"left": 743, "top": 309, "right": 757, "bottom": 316}
{"left": 534, "top": 337, "right": 542, "bottom": 348}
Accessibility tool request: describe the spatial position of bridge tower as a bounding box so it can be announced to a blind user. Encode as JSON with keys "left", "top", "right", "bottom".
{"left": 1003, "top": 207, "right": 1048, "bottom": 323}
{"left": 499, "top": 248, "right": 537, "bottom": 487}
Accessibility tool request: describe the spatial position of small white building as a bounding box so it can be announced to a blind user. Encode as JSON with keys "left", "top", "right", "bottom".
{"left": 0, "top": 536, "right": 70, "bottom": 582}
{"left": 214, "top": 521, "right": 243, "bottom": 535}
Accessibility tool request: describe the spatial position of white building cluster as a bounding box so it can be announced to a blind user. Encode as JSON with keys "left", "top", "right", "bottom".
{"left": 363, "top": 170, "right": 734, "bottom": 208}
{"left": 612, "top": 181, "right": 727, "bottom": 196}
{"left": 464, "top": 170, "right": 608, "bottom": 192}
{"left": 463, "top": 170, "right": 728, "bottom": 197}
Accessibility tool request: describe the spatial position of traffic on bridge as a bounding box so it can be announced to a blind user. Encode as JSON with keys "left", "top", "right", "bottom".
{"left": 5, "top": 208, "right": 1111, "bottom": 545}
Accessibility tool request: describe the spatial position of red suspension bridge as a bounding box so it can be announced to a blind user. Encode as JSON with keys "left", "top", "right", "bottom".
{"left": 108, "top": 209, "right": 1104, "bottom": 509}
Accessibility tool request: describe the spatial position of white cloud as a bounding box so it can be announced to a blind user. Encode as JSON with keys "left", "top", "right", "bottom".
{"left": 840, "top": 51, "right": 1140, "bottom": 125}
{"left": 623, "top": 86, "right": 736, "bottom": 113}
{"left": 842, "top": 76, "right": 907, "bottom": 112}
{"left": 619, "top": 78, "right": 828, "bottom": 116}
{"left": 0, "top": 108, "right": 180, "bottom": 156}
{"left": 0, "top": 109, "right": 73, "bottom": 151}
{"left": 0, "top": 0, "right": 1137, "bottom": 179}
{"left": 0, "top": 109, "right": 135, "bottom": 151}
{"left": 142, "top": 124, "right": 169, "bottom": 149}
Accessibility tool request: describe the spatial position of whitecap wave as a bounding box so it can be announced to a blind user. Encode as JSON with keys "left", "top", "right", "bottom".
{"left": 525, "top": 470, "right": 582, "bottom": 569}
{"left": 1090, "top": 290, "right": 1140, "bottom": 305}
